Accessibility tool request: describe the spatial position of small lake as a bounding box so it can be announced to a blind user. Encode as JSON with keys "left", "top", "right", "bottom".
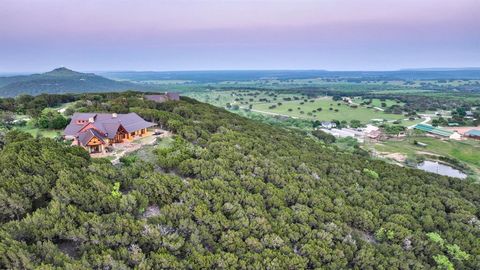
{"left": 417, "top": 160, "right": 467, "bottom": 179}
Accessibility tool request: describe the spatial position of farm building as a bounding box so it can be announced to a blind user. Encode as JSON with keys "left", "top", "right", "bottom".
{"left": 364, "top": 125, "right": 381, "bottom": 140}
{"left": 145, "top": 92, "right": 180, "bottom": 103}
{"left": 465, "top": 129, "right": 480, "bottom": 140}
{"left": 320, "top": 121, "right": 337, "bottom": 129}
{"left": 414, "top": 124, "right": 461, "bottom": 140}
{"left": 64, "top": 112, "right": 156, "bottom": 153}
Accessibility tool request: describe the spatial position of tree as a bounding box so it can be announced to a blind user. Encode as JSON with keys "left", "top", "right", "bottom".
{"left": 35, "top": 110, "right": 69, "bottom": 129}
{"left": 433, "top": 255, "right": 454, "bottom": 270}
{"left": 350, "top": 120, "right": 362, "bottom": 128}
{"left": 0, "top": 92, "right": 479, "bottom": 269}
{"left": 446, "top": 244, "right": 470, "bottom": 261}
{"left": 383, "top": 125, "right": 405, "bottom": 137}
{"left": 0, "top": 111, "right": 15, "bottom": 129}
{"left": 312, "top": 130, "right": 336, "bottom": 144}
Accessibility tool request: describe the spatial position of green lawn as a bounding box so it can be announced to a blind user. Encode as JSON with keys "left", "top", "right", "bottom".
{"left": 252, "top": 97, "right": 405, "bottom": 123}
{"left": 14, "top": 125, "right": 61, "bottom": 138}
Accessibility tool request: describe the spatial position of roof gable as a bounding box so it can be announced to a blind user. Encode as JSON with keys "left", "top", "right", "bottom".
{"left": 78, "top": 129, "right": 105, "bottom": 146}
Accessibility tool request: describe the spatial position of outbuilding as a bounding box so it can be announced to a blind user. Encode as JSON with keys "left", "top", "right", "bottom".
{"left": 465, "top": 129, "right": 480, "bottom": 140}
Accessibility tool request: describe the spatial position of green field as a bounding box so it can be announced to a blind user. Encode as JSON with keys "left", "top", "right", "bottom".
{"left": 14, "top": 125, "right": 61, "bottom": 138}
{"left": 373, "top": 137, "right": 480, "bottom": 175}
{"left": 185, "top": 90, "right": 424, "bottom": 124}
{"left": 252, "top": 97, "right": 406, "bottom": 122}
{"left": 352, "top": 97, "right": 403, "bottom": 108}
{"left": 185, "top": 90, "right": 302, "bottom": 107}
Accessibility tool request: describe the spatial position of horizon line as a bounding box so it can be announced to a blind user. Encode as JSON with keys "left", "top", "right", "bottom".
{"left": 2, "top": 66, "right": 480, "bottom": 75}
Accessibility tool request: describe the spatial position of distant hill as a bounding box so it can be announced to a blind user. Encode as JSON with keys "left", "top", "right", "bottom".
{"left": 0, "top": 67, "right": 146, "bottom": 97}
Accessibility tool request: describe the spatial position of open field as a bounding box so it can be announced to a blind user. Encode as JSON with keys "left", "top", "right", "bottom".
{"left": 185, "top": 90, "right": 303, "bottom": 107}
{"left": 352, "top": 97, "right": 404, "bottom": 107}
{"left": 372, "top": 137, "right": 480, "bottom": 176}
{"left": 252, "top": 97, "right": 406, "bottom": 122}
{"left": 14, "top": 125, "right": 61, "bottom": 138}
{"left": 185, "top": 90, "right": 416, "bottom": 124}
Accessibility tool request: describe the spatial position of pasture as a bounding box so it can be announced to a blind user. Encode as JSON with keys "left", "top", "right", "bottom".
{"left": 251, "top": 97, "right": 406, "bottom": 123}
{"left": 373, "top": 137, "right": 480, "bottom": 176}
{"left": 186, "top": 90, "right": 418, "bottom": 124}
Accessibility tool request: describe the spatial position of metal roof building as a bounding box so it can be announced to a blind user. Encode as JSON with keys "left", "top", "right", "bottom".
{"left": 414, "top": 124, "right": 454, "bottom": 137}
{"left": 465, "top": 129, "right": 480, "bottom": 139}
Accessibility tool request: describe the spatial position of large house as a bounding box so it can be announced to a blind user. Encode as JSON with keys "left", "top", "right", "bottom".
{"left": 145, "top": 92, "right": 180, "bottom": 103}
{"left": 64, "top": 112, "right": 156, "bottom": 153}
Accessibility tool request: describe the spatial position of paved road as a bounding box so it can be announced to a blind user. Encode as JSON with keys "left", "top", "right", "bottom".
{"left": 407, "top": 115, "right": 431, "bottom": 129}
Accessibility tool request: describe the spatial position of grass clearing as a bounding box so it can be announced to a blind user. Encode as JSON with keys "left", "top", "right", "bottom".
{"left": 14, "top": 125, "right": 61, "bottom": 138}
{"left": 373, "top": 137, "right": 480, "bottom": 174}
{"left": 186, "top": 90, "right": 412, "bottom": 124}
{"left": 252, "top": 97, "right": 405, "bottom": 122}
{"left": 352, "top": 97, "right": 404, "bottom": 107}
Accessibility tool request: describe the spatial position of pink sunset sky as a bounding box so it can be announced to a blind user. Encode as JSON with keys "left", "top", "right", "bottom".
{"left": 0, "top": 0, "right": 479, "bottom": 72}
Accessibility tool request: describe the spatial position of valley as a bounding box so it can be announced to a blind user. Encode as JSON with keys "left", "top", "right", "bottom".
{"left": 2, "top": 0, "right": 479, "bottom": 268}
{"left": 0, "top": 71, "right": 479, "bottom": 269}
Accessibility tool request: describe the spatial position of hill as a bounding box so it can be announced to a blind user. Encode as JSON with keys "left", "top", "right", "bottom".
{"left": 0, "top": 92, "right": 478, "bottom": 269}
{"left": 0, "top": 67, "right": 145, "bottom": 97}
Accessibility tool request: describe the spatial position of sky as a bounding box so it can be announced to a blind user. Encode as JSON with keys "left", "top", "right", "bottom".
{"left": 0, "top": 0, "right": 479, "bottom": 72}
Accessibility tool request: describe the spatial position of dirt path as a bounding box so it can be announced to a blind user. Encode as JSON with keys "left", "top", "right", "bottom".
{"left": 377, "top": 152, "right": 407, "bottom": 163}
{"left": 240, "top": 107, "right": 299, "bottom": 119}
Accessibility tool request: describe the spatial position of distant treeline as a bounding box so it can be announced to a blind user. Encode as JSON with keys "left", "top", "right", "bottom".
{"left": 101, "top": 69, "right": 480, "bottom": 83}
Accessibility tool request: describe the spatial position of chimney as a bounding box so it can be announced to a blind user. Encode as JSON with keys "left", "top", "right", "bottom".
{"left": 88, "top": 117, "right": 95, "bottom": 123}
{"left": 112, "top": 113, "right": 118, "bottom": 118}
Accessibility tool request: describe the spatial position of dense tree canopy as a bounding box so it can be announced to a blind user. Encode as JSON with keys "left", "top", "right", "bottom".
{"left": 0, "top": 92, "right": 479, "bottom": 269}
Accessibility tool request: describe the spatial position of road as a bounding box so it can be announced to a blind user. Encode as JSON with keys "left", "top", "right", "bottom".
{"left": 407, "top": 115, "right": 431, "bottom": 129}
{"left": 240, "top": 107, "right": 299, "bottom": 119}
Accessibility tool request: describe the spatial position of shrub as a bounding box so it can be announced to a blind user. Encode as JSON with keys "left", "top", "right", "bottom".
{"left": 363, "top": 168, "right": 379, "bottom": 179}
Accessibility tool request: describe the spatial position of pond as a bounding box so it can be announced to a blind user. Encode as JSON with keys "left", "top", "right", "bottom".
{"left": 416, "top": 160, "right": 467, "bottom": 179}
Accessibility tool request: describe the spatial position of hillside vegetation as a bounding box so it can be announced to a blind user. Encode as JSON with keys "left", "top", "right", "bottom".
{"left": 0, "top": 68, "right": 144, "bottom": 97}
{"left": 0, "top": 93, "right": 479, "bottom": 269}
